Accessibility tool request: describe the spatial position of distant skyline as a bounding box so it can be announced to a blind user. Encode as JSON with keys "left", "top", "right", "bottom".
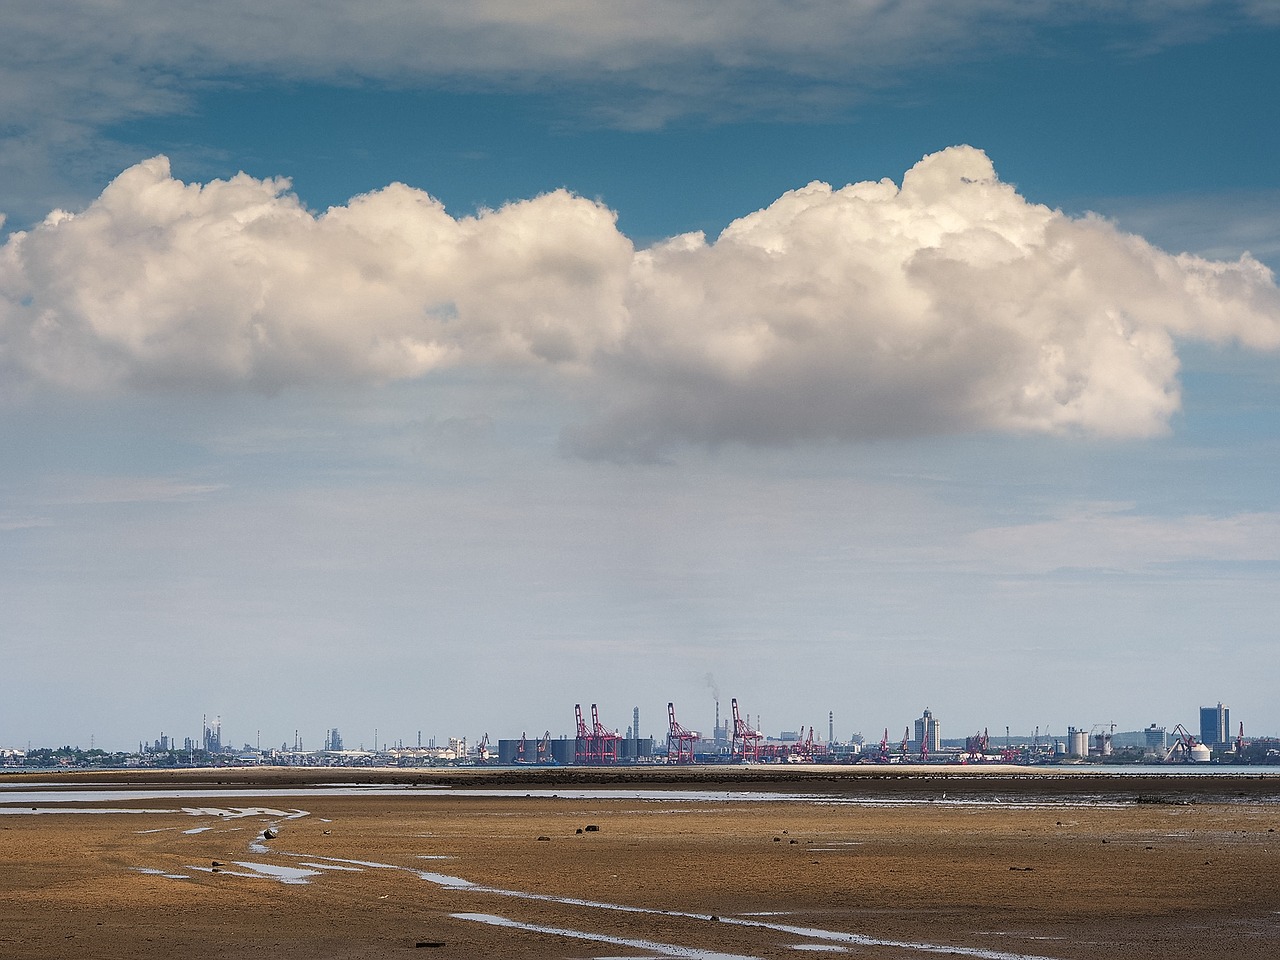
{"left": 2, "top": 3, "right": 1279, "bottom": 752}
{"left": 2, "top": 697, "right": 1236, "bottom": 757}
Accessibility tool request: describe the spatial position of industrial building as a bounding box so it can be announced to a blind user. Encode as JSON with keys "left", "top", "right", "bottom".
{"left": 495, "top": 734, "right": 654, "bottom": 765}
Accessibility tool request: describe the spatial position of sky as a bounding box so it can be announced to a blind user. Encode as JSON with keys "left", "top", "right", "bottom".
{"left": 2, "top": 2, "right": 1279, "bottom": 753}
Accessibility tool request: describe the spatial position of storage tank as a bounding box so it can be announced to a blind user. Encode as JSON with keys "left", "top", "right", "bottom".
{"left": 1067, "top": 728, "right": 1089, "bottom": 758}
{"left": 1190, "top": 743, "right": 1212, "bottom": 763}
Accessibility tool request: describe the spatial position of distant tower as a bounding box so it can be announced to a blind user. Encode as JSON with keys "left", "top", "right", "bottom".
{"left": 914, "top": 709, "right": 941, "bottom": 753}
{"left": 633, "top": 706, "right": 641, "bottom": 742}
{"left": 202, "top": 715, "right": 222, "bottom": 753}
{"left": 829, "top": 711, "right": 834, "bottom": 745}
{"left": 1199, "top": 703, "right": 1229, "bottom": 746}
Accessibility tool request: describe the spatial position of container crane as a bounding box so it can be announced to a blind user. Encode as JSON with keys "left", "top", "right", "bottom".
{"left": 537, "top": 730, "right": 552, "bottom": 764}
{"left": 666, "top": 702, "right": 700, "bottom": 764}
{"left": 592, "top": 704, "right": 621, "bottom": 764}
{"left": 574, "top": 704, "right": 593, "bottom": 764}
{"left": 730, "top": 698, "right": 763, "bottom": 762}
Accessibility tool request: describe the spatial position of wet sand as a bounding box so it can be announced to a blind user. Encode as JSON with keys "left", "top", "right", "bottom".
{"left": 2, "top": 766, "right": 1279, "bottom": 959}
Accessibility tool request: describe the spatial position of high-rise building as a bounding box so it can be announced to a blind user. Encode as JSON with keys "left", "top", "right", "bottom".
{"left": 1144, "top": 724, "right": 1167, "bottom": 755}
{"left": 914, "top": 708, "right": 941, "bottom": 753}
{"left": 1199, "top": 703, "right": 1229, "bottom": 746}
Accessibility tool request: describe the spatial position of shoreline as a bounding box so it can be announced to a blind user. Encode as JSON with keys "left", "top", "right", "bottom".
{"left": 5, "top": 762, "right": 1280, "bottom": 803}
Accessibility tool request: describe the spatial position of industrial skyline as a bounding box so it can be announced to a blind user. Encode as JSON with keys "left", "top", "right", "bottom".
{"left": 2, "top": 696, "right": 1247, "bottom": 759}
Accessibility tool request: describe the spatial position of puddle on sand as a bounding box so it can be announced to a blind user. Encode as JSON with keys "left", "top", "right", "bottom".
{"left": 286, "top": 854, "right": 406, "bottom": 870}
{"left": 419, "top": 872, "right": 1063, "bottom": 960}
{"left": 181, "top": 807, "right": 309, "bottom": 822}
{"left": 452, "top": 912, "right": 758, "bottom": 960}
{"left": 133, "top": 867, "right": 190, "bottom": 880}
{"left": 184, "top": 862, "right": 320, "bottom": 884}
{"left": 297, "top": 861, "right": 363, "bottom": 872}
{"left": 417, "top": 872, "right": 475, "bottom": 888}
{"left": 183, "top": 826, "right": 212, "bottom": 835}
{"left": 230, "top": 861, "right": 321, "bottom": 884}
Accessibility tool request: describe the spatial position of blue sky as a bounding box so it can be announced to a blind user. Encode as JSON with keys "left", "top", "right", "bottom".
{"left": 2, "top": 2, "right": 1279, "bottom": 752}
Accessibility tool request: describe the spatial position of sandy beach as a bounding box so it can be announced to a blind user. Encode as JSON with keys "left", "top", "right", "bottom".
{"left": 2, "top": 767, "right": 1278, "bottom": 959}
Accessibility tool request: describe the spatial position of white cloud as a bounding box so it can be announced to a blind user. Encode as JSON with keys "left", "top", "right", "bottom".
{"left": 3, "top": 147, "right": 1278, "bottom": 456}
{"left": 36, "top": 476, "right": 227, "bottom": 506}
{"left": 0, "top": 157, "right": 632, "bottom": 392}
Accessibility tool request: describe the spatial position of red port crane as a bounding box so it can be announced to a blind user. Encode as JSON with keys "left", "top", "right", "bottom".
{"left": 790, "top": 726, "right": 814, "bottom": 763}
{"left": 592, "top": 704, "right": 621, "bottom": 764}
{"left": 965, "top": 728, "right": 990, "bottom": 762}
{"left": 574, "top": 703, "right": 621, "bottom": 764}
{"left": 666, "top": 702, "right": 700, "bottom": 764}
{"left": 1163, "top": 724, "right": 1199, "bottom": 762}
{"left": 537, "top": 730, "right": 552, "bottom": 764}
{"left": 731, "top": 698, "right": 763, "bottom": 762}
{"left": 575, "top": 704, "right": 593, "bottom": 764}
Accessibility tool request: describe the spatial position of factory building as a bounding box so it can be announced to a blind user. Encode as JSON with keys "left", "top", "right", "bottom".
{"left": 497, "top": 736, "right": 655, "bottom": 765}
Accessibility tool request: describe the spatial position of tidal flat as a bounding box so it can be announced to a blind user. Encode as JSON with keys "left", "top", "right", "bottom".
{"left": 1, "top": 767, "right": 1278, "bottom": 959}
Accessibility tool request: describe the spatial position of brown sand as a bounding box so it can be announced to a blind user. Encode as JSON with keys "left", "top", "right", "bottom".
{"left": 2, "top": 767, "right": 1278, "bottom": 959}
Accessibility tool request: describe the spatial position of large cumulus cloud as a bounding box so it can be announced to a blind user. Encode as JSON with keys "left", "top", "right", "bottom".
{"left": 2, "top": 146, "right": 1278, "bottom": 456}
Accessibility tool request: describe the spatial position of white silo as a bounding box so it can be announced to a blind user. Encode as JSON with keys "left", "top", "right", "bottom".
{"left": 1067, "top": 727, "right": 1089, "bottom": 758}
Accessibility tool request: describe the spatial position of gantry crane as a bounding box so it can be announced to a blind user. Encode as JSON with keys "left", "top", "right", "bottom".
{"left": 666, "top": 702, "right": 699, "bottom": 764}
{"left": 731, "top": 698, "right": 763, "bottom": 762}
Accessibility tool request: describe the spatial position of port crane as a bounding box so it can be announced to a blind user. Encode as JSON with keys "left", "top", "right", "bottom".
{"left": 1163, "top": 724, "right": 1199, "bottom": 762}
{"left": 666, "top": 702, "right": 699, "bottom": 764}
{"left": 536, "top": 730, "right": 552, "bottom": 764}
{"left": 731, "top": 698, "right": 763, "bottom": 762}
